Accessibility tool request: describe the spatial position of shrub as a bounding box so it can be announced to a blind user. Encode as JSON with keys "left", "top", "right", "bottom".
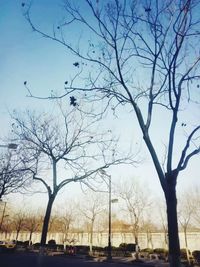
{"left": 74, "top": 245, "right": 89, "bottom": 254}
{"left": 180, "top": 248, "right": 190, "bottom": 260}
{"left": 140, "top": 248, "right": 154, "bottom": 254}
{"left": 103, "top": 246, "right": 126, "bottom": 257}
{"left": 47, "top": 239, "right": 56, "bottom": 250}
{"left": 93, "top": 246, "right": 104, "bottom": 252}
{"left": 16, "top": 241, "right": 24, "bottom": 246}
{"left": 153, "top": 248, "right": 168, "bottom": 260}
{"left": 23, "top": 241, "right": 30, "bottom": 247}
{"left": 48, "top": 239, "right": 56, "bottom": 246}
{"left": 117, "top": 243, "right": 136, "bottom": 256}
{"left": 192, "top": 250, "right": 200, "bottom": 263}
{"left": 127, "top": 243, "right": 136, "bottom": 252}
{"left": 33, "top": 242, "right": 40, "bottom": 249}
{"left": 119, "top": 243, "right": 127, "bottom": 249}
{"left": 119, "top": 243, "right": 136, "bottom": 251}
{"left": 56, "top": 244, "right": 64, "bottom": 251}
{"left": 104, "top": 246, "right": 118, "bottom": 252}
{"left": 153, "top": 248, "right": 168, "bottom": 254}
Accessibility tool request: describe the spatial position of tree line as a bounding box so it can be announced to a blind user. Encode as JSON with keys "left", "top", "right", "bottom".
{"left": 1, "top": 184, "right": 200, "bottom": 257}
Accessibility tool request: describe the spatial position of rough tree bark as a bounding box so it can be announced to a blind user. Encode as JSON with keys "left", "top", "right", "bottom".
{"left": 165, "top": 172, "right": 181, "bottom": 267}
{"left": 40, "top": 195, "right": 55, "bottom": 247}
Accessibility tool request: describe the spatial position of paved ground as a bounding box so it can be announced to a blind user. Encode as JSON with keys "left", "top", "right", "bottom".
{"left": 0, "top": 252, "right": 151, "bottom": 267}
{"left": 1, "top": 251, "right": 184, "bottom": 267}
{"left": 1, "top": 252, "right": 197, "bottom": 267}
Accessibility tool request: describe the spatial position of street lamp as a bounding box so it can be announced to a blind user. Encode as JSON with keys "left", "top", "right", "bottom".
{"left": 99, "top": 169, "right": 118, "bottom": 261}
{"left": 0, "top": 143, "right": 18, "bottom": 149}
{"left": 107, "top": 172, "right": 112, "bottom": 261}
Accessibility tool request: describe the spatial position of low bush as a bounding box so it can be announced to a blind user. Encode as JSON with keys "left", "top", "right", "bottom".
{"left": 153, "top": 248, "right": 168, "bottom": 254}
{"left": 75, "top": 245, "right": 89, "bottom": 254}
{"left": 118, "top": 243, "right": 136, "bottom": 256}
{"left": 153, "top": 248, "right": 168, "bottom": 260}
{"left": 57, "top": 244, "right": 64, "bottom": 250}
{"left": 192, "top": 250, "right": 200, "bottom": 263}
{"left": 23, "top": 241, "right": 30, "bottom": 247}
{"left": 47, "top": 239, "right": 56, "bottom": 250}
{"left": 48, "top": 239, "right": 56, "bottom": 246}
{"left": 140, "top": 248, "right": 154, "bottom": 254}
{"left": 33, "top": 243, "right": 40, "bottom": 249}
{"left": 92, "top": 246, "right": 104, "bottom": 252}
{"left": 119, "top": 243, "right": 136, "bottom": 252}
{"left": 180, "top": 248, "right": 190, "bottom": 260}
{"left": 16, "top": 241, "right": 24, "bottom": 246}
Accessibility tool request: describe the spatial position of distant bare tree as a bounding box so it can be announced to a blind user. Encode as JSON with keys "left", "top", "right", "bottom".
{"left": 141, "top": 219, "right": 158, "bottom": 250}
{"left": 158, "top": 202, "right": 168, "bottom": 250}
{"left": 178, "top": 192, "right": 196, "bottom": 264}
{"left": 24, "top": 213, "right": 41, "bottom": 246}
{"left": 11, "top": 106, "right": 131, "bottom": 249}
{"left": 78, "top": 192, "right": 105, "bottom": 253}
{"left": 56, "top": 203, "right": 75, "bottom": 245}
{"left": 12, "top": 211, "right": 26, "bottom": 241}
{"left": 2, "top": 216, "right": 11, "bottom": 240}
{"left": 189, "top": 187, "right": 200, "bottom": 228}
{"left": 117, "top": 178, "right": 151, "bottom": 252}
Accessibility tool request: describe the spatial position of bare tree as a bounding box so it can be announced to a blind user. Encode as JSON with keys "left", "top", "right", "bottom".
{"left": 11, "top": 106, "right": 130, "bottom": 249}
{"left": 12, "top": 211, "right": 26, "bottom": 241}
{"left": 23, "top": 1, "right": 200, "bottom": 265}
{"left": 178, "top": 192, "right": 196, "bottom": 264}
{"left": 117, "top": 179, "right": 151, "bottom": 256}
{"left": 1, "top": 215, "right": 11, "bottom": 240}
{"left": 24, "top": 213, "right": 41, "bottom": 246}
{"left": 56, "top": 203, "right": 75, "bottom": 245}
{"left": 189, "top": 187, "right": 200, "bottom": 228}
{"left": 78, "top": 191, "right": 105, "bottom": 254}
{"left": 0, "top": 150, "right": 31, "bottom": 200}
{"left": 141, "top": 220, "right": 158, "bottom": 250}
{"left": 158, "top": 202, "right": 168, "bottom": 250}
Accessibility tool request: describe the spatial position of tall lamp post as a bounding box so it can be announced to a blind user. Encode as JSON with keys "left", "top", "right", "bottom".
{"left": 100, "top": 169, "right": 117, "bottom": 261}
{"left": 108, "top": 173, "right": 112, "bottom": 260}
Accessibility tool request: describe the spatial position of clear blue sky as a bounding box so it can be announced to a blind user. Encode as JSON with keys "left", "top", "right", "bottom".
{"left": 0, "top": 0, "right": 199, "bottom": 210}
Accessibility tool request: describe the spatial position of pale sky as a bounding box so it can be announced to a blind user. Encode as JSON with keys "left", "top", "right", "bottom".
{"left": 0, "top": 0, "right": 199, "bottom": 212}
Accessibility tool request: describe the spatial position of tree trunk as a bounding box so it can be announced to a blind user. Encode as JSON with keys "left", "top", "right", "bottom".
{"left": 29, "top": 231, "right": 33, "bottom": 246}
{"left": 89, "top": 232, "right": 93, "bottom": 254}
{"left": 89, "top": 220, "right": 94, "bottom": 254}
{"left": 15, "top": 230, "right": 20, "bottom": 241}
{"left": 146, "top": 230, "right": 153, "bottom": 249}
{"left": 184, "top": 227, "right": 191, "bottom": 265}
{"left": 40, "top": 195, "right": 55, "bottom": 247}
{"left": 164, "top": 228, "right": 168, "bottom": 250}
{"left": 165, "top": 175, "right": 181, "bottom": 267}
{"left": 134, "top": 229, "right": 139, "bottom": 259}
